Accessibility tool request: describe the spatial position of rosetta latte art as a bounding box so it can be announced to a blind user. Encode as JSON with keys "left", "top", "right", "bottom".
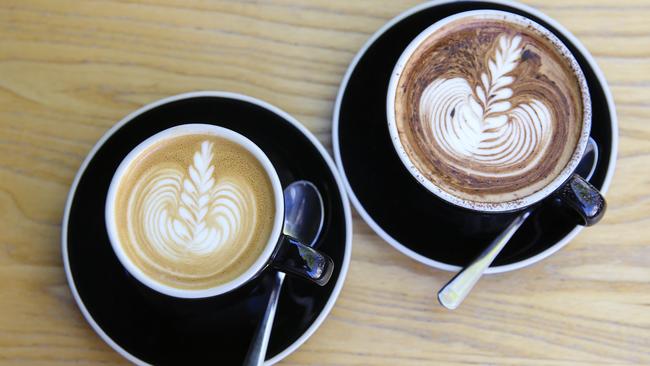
{"left": 420, "top": 35, "right": 552, "bottom": 176}
{"left": 127, "top": 141, "right": 256, "bottom": 275}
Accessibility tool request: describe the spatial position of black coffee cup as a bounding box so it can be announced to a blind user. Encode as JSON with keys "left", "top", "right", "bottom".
{"left": 385, "top": 9, "right": 605, "bottom": 225}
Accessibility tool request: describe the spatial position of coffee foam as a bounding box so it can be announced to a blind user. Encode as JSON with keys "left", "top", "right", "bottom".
{"left": 394, "top": 16, "right": 584, "bottom": 204}
{"left": 114, "top": 134, "right": 275, "bottom": 290}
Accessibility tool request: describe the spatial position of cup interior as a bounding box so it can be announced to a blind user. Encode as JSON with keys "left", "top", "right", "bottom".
{"left": 105, "top": 123, "right": 284, "bottom": 298}
{"left": 386, "top": 9, "right": 592, "bottom": 213}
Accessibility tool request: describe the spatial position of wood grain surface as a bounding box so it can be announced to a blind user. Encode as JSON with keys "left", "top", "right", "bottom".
{"left": 1, "top": 0, "right": 648, "bottom": 364}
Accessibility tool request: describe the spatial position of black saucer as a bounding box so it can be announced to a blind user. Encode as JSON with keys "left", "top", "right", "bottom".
{"left": 333, "top": 1, "right": 617, "bottom": 272}
{"left": 62, "top": 92, "right": 352, "bottom": 365}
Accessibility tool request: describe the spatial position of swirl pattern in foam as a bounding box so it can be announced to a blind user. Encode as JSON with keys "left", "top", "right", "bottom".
{"left": 393, "top": 15, "right": 585, "bottom": 204}
{"left": 114, "top": 135, "right": 275, "bottom": 290}
{"left": 420, "top": 35, "right": 552, "bottom": 177}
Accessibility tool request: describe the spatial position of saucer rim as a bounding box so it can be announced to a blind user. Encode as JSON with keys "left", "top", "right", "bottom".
{"left": 332, "top": 0, "right": 617, "bottom": 274}
{"left": 62, "top": 91, "right": 353, "bottom": 365}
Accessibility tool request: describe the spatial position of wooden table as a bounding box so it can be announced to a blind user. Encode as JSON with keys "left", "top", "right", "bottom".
{"left": 1, "top": 0, "right": 648, "bottom": 364}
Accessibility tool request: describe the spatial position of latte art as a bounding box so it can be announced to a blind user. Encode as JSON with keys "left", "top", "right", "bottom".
{"left": 420, "top": 35, "right": 552, "bottom": 177}
{"left": 393, "top": 14, "right": 586, "bottom": 204}
{"left": 129, "top": 142, "right": 256, "bottom": 269}
{"left": 113, "top": 134, "right": 275, "bottom": 290}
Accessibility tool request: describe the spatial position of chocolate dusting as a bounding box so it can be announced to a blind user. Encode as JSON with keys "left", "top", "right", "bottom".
{"left": 394, "top": 17, "right": 584, "bottom": 203}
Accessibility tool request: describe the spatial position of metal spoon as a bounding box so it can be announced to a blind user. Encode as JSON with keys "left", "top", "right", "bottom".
{"left": 438, "top": 137, "right": 599, "bottom": 310}
{"left": 244, "top": 181, "right": 325, "bottom": 365}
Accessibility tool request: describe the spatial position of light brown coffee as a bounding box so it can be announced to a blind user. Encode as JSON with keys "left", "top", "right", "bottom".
{"left": 393, "top": 14, "right": 586, "bottom": 204}
{"left": 113, "top": 134, "right": 275, "bottom": 290}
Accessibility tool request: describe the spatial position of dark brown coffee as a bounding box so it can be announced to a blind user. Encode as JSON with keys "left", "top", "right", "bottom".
{"left": 393, "top": 14, "right": 586, "bottom": 204}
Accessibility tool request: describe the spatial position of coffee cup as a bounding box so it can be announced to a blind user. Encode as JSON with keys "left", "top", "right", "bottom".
{"left": 386, "top": 10, "right": 605, "bottom": 225}
{"left": 105, "top": 124, "right": 333, "bottom": 298}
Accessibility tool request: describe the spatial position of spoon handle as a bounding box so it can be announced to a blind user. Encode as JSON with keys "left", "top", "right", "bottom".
{"left": 437, "top": 211, "right": 531, "bottom": 310}
{"left": 244, "top": 272, "right": 285, "bottom": 366}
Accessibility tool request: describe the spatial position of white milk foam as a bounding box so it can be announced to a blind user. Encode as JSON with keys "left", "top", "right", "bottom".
{"left": 127, "top": 141, "right": 255, "bottom": 272}
{"left": 419, "top": 35, "right": 552, "bottom": 178}
{"left": 116, "top": 135, "right": 275, "bottom": 290}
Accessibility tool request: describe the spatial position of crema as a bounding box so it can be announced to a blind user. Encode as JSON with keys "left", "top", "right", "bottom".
{"left": 393, "top": 15, "right": 585, "bottom": 204}
{"left": 112, "top": 134, "right": 276, "bottom": 290}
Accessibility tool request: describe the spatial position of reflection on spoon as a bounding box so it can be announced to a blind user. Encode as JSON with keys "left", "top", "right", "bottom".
{"left": 438, "top": 137, "right": 599, "bottom": 310}
{"left": 243, "top": 181, "right": 324, "bottom": 365}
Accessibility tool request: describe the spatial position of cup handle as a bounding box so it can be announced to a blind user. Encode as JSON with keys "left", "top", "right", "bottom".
{"left": 556, "top": 174, "right": 607, "bottom": 226}
{"left": 269, "top": 234, "right": 334, "bottom": 286}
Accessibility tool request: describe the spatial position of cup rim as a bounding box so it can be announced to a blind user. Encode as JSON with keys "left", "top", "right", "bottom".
{"left": 332, "top": 0, "right": 617, "bottom": 274}
{"left": 63, "top": 91, "right": 353, "bottom": 366}
{"left": 386, "top": 9, "right": 593, "bottom": 213}
{"left": 104, "top": 123, "right": 285, "bottom": 299}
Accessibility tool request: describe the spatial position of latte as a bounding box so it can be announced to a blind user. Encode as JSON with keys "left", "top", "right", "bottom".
{"left": 111, "top": 133, "right": 276, "bottom": 290}
{"left": 391, "top": 12, "right": 588, "bottom": 206}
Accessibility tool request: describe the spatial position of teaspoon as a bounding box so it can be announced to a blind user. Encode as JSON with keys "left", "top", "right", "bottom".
{"left": 243, "top": 181, "right": 325, "bottom": 365}
{"left": 438, "top": 137, "right": 599, "bottom": 310}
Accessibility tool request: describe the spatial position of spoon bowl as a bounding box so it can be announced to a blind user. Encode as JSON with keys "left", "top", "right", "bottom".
{"left": 244, "top": 181, "right": 325, "bottom": 365}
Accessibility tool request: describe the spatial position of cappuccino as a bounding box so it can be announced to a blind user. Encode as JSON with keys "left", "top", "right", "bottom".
{"left": 111, "top": 133, "right": 275, "bottom": 290}
{"left": 391, "top": 12, "right": 587, "bottom": 205}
